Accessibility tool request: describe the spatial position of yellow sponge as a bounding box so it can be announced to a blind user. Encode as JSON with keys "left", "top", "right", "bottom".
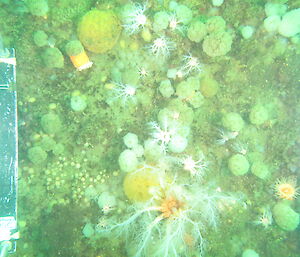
{"left": 123, "top": 167, "right": 161, "bottom": 202}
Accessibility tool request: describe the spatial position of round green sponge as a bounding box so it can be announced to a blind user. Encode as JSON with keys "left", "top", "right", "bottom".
{"left": 228, "top": 154, "right": 250, "bottom": 176}
{"left": 222, "top": 112, "right": 245, "bottom": 132}
{"left": 273, "top": 202, "right": 299, "bottom": 231}
{"left": 249, "top": 104, "right": 269, "bottom": 126}
{"left": 202, "top": 31, "right": 232, "bottom": 57}
{"left": 33, "top": 30, "right": 48, "bottom": 47}
{"left": 242, "top": 249, "right": 259, "bottom": 257}
{"left": 65, "top": 40, "right": 84, "bottom": 56}
{"left": 251, "top": 161, "right": 270, "bottom": 180}
{"left": 26, "top": 0, "right": 49, "bottom": 17}
{"left": 27, "top": 146, "right": 47, "bottom": 164}
{"left": 187, "top": 20, "right": 207, "bottom": 43}
{"left": 41, "top": 113, "right": 62, "bottom": 135}
{"left": 42, "top": 48, "right": 64, "bottom": 68}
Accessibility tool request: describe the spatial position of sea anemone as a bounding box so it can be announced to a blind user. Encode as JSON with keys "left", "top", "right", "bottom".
{"left": 274, "top": 177, "right": 299, "bottom": 200}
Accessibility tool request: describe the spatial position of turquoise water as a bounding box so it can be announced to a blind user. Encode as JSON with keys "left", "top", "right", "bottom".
{"left": 1, "top": 0, "right": 299, "bottom": 256}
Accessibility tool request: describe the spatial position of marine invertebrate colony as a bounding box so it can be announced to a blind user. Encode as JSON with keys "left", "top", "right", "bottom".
{"left": 149, "top": 36, "right": 175, "bottom": 57}
{"left": 148, "top": 120, "right": 175, "bottom": 153}
{"left": 180, "top": 155, "right": 208, "bottom": 179}
{"left": 96, "top": 175, "right": 236, "bottom": 257}
{"left": 181, "top": 54, "right": 203, "bottom": 75}
{"left": 122, "top": 3, "right": 148, "bottom": 34}
{"left": 112, "top": 82, "right": 138, "bottom": 105}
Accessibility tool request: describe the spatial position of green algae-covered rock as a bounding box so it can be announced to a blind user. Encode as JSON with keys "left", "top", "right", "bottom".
{"left": 228, "top": 154, "right": 250, "bottom": 176}
{"left": 273, "top": 202, "right": 299, "bottom": 231}
{"left": 77, "top": 9, "right": 121, "bottom": 53}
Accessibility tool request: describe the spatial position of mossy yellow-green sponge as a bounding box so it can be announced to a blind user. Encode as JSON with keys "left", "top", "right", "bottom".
{"left": 123, "top": 167, "right": 161, "bottom": 202}
{"left": 77, "top": 9, "right": 121, "bottom": 53}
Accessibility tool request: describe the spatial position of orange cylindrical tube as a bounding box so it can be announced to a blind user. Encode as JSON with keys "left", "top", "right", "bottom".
{"left": 70, "top": 50, "right": 93, "bottom": 71}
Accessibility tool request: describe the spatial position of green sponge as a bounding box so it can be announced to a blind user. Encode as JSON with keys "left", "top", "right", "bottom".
{"left": 273, "top": 202, "right": 299, "bottom": 231}
{"left": 249, "top": 104, "right": 269, "bottom": 126}
{"left": 33, "top": 30, "right": 48, "bottom": 47}
{"left": 26, "top": 0, "right": 49, "bottom": 17}
{"left": 187, "top": 20, "right": 207, "bottom": 43}
{"left": 251, "top": 161, "right": 270, "bottom": 180}
{"left": 228, "top": 154, "right": 250, "bottom": 176}
{"left": 202, "top": 31, "right": 233, "bottom": 57}
{"left": 42, "top": 48, "right": 64, "bottom": 68}
{"left": 65, "top": 40, "right": 84, "bottom": 56}
{"left": 27, "top": 146, "right": 47, "bottom": 164}
{"left": 242, "top": 249, "right": 259, "bottom": 257}
{"left": 222, "top": 112, "right": 245, "bottom": 132}
{"left": 41, "top": 113, "right": 62, "bottom": 134}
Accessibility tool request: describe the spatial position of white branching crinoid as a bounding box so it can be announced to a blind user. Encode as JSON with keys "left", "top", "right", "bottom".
{"left": 182, "top": 53, "right": 203, "bottom": 75}
{"left": 123, "top": 3, "right": 147, "bottom": 34}
{"left": 181, "top": 154, "right": 208, "bottom": 179}
{"left": 149, "top": 36, "right": 175, "bottom": 57}
{"left": 112, "top": 82, "right": 138, "bottom": 105}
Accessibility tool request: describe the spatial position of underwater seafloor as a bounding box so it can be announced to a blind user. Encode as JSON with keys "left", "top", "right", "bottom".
{"left": 1, "top": 0, "right": 300, "bottom": 256}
